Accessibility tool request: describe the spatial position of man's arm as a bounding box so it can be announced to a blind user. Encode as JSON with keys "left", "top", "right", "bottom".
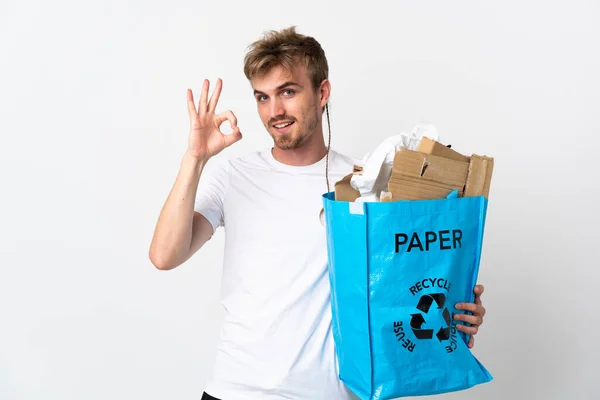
{"left": 148, "top": 79, "right": 241, "bottom": 270}
{"left": 149, "top": 152, "right": 214, "bottom": 270}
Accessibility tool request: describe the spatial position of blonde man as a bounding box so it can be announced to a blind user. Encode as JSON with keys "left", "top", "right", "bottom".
{"left": 149, "top": 26, "right": 486, "bottom": 400}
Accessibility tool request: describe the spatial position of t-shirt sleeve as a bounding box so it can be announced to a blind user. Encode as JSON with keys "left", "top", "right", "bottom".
{"left": 194, "top": 160, "right": 229, "bottom": 233}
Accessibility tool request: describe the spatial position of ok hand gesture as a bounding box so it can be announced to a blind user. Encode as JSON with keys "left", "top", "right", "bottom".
{"left": 186, "top": 79, "right": 242, "bottom": 160}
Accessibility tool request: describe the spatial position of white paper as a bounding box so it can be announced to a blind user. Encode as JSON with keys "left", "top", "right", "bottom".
{"left": 350, "top": 123, "right": 440, "bottom": 202}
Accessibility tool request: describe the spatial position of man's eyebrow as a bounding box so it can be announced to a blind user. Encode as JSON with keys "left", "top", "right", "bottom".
{"left": 253, "top": 81, "right": 302, "bottom": 96}
{"left": 276, "top": 81, "right": 302, "bottom": 90}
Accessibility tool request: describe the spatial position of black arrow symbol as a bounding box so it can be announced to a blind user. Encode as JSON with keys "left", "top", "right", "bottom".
{"left": 436, "top": 327, "right": 451, "bottom": 342}
{"left": 430, "top": 293, "right": 446, "bottom": 309}
{"left": 410, "top": 314, "right": 434, "bottom": 339}
{"left": 410, "top": 313, "right": 426, "bottom": 329}
{"left": 442, "top": 308, "right": 451, "bottom": 326}
{"left": 416, "top": 295, "right": 434, "bottom": 313}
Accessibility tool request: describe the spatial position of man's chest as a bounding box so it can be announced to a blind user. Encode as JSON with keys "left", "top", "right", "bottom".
{"left": 223, "top": 172, "right": 331, "bottom": 247}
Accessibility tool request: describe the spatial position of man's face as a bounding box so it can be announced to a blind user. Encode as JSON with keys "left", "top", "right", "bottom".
{"left": 251, "top": 63, "right": 323, "bottom": 150}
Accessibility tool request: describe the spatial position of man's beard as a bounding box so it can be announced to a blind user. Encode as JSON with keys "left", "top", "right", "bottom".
{"left": 273, "top": 131, "right": 304, "bottom": 150}
{"left": 269, "top": 109, "right": 319, "bottom": 150}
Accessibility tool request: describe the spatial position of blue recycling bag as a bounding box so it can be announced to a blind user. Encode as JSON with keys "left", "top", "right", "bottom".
{"left": 322, "top": 191, "right": 492, "bottom": 399}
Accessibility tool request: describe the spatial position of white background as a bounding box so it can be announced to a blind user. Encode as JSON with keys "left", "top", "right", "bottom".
{"left": 1, "top": 1, "right": 599, "bottom": 399}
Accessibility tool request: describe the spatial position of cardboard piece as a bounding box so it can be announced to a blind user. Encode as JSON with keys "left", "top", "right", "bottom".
{"left": 388, "top": 149, "right": 470, "bottom": 201}
{"left": 333, "top": 139, "right": 494, "bottom": 202}
{"left": 380, "top": 191, "right": 393, "bottom": 202}
{"left": 464, "top": 154, "right": 494, "bottom": 198}
{"left": 335, "top": 173, "right": 361, "bottom": 202}
{"left": 416, "top": 137, "right": 471, "bottom": 163}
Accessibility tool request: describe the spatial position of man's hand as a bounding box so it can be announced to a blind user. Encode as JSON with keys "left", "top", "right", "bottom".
{"left": 186, "top": 79, "right": 242, "bottom": 161}
{"left": 454, "top": 284, "right": 486, "bottom": 349}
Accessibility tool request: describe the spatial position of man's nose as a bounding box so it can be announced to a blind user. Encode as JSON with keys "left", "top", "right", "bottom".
{"left": 269, "top": 98, "right": 286, "bottom": 119}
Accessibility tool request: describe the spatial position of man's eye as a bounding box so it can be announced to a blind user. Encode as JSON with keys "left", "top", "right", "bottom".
{"left": 283, "top": 89, "right": 295, "bottom": 96}
{"left": 257, "top": 95, "right": 267, "bottom": 102}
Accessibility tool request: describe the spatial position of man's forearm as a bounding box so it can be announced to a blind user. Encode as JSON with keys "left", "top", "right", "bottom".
{"left": 149, "top": 151, "right": 207, "bottom": 270}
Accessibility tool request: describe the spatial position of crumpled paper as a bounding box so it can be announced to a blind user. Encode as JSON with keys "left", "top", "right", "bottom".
{"left": 351, "top": 123, "right": 440, "bottom": 202}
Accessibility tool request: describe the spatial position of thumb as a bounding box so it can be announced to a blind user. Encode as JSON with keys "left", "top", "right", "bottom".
{"left": 222, "top": 127, "right": 242, "bottom": 148}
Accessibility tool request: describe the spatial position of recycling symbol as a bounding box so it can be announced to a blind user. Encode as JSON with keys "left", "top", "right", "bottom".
{"left": 410, "top": 293, "right": 451, "bottom": 342}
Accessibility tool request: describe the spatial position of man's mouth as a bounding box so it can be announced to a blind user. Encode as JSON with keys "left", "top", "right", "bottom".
{"left": 272, "top": 121, "right": 295, "bottom": 129}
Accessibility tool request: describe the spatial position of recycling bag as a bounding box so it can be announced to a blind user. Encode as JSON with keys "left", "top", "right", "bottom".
{"left": 322, "top": 191, "right": 492, "bottom": 400}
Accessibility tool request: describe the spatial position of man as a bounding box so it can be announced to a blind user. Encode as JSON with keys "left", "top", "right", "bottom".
{"left": 149, "top": 26, "right": 486, "bottom": 400}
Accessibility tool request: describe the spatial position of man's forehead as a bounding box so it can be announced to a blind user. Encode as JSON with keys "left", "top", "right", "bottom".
{"left": 251, "top": 64, "right": 308, "bottom": 92}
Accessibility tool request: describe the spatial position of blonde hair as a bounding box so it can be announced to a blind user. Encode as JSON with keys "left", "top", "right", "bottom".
{"left": 243, "top": 26, "right": 329, "bottom": 90}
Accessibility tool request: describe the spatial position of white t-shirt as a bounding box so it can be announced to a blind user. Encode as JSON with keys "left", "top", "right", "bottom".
{"left": 194, "top": 148, "right": 360, "bottom": 400}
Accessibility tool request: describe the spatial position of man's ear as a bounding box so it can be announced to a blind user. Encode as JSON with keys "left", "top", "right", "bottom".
{"left": 319, "top": 79, "right": 331, "bottom": 108}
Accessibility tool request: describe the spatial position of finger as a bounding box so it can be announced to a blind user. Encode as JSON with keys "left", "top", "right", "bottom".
{"left": 222, "top": 126, "right": 243, "bottom": 148}
{"left": 456, "top": 303, "right": 486, "bottom": 319}
{"left": 456, "top": 323, "right": 479, "bottom": 335}
{"left": 474, "top": 285, "right": 485, "bottom": 304}
{"left": 199, "top": 79, "right": 209, "bottom": 115}
{"left": 474, "top": 284, "right": 485, "bottom": 295}
{"left": 214, "top": 110, "right": 238, "bottom": 129}
{"left": 468, "top": 335, "right": 475, "bottom": 349}
{"left": 455, "top": 302, "right": 483, "bottom": 314}
{"left": 454, "top": 313, "right": 483, "bottom": 326}
{"left": 208, "top": 78, "right": 223, "bottom": 114}
{"left": 187, "top": 89, "right": 198, "bottom": 117}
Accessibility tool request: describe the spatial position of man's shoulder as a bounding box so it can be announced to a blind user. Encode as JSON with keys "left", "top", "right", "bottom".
{"left": 329, "top": 149, "right": 361, "bottom": 171}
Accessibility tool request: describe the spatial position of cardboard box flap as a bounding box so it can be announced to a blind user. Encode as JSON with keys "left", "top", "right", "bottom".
{"left": 388, "top": 174, "right": 461, "bottom": 191}
{"left": 463, "top": 154, "right": 494, "bottom": 199}
{"left": 388, "top": 183, "right": 456, "bottom": 200}
{"left": 334, "top": 173, "right": 361, "bottom": 202}
{"left": 417, "top": 137, "right": 471, "bottom": 163}
{"left": 391, "top": 148, "right": 470, "bottom": 188}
